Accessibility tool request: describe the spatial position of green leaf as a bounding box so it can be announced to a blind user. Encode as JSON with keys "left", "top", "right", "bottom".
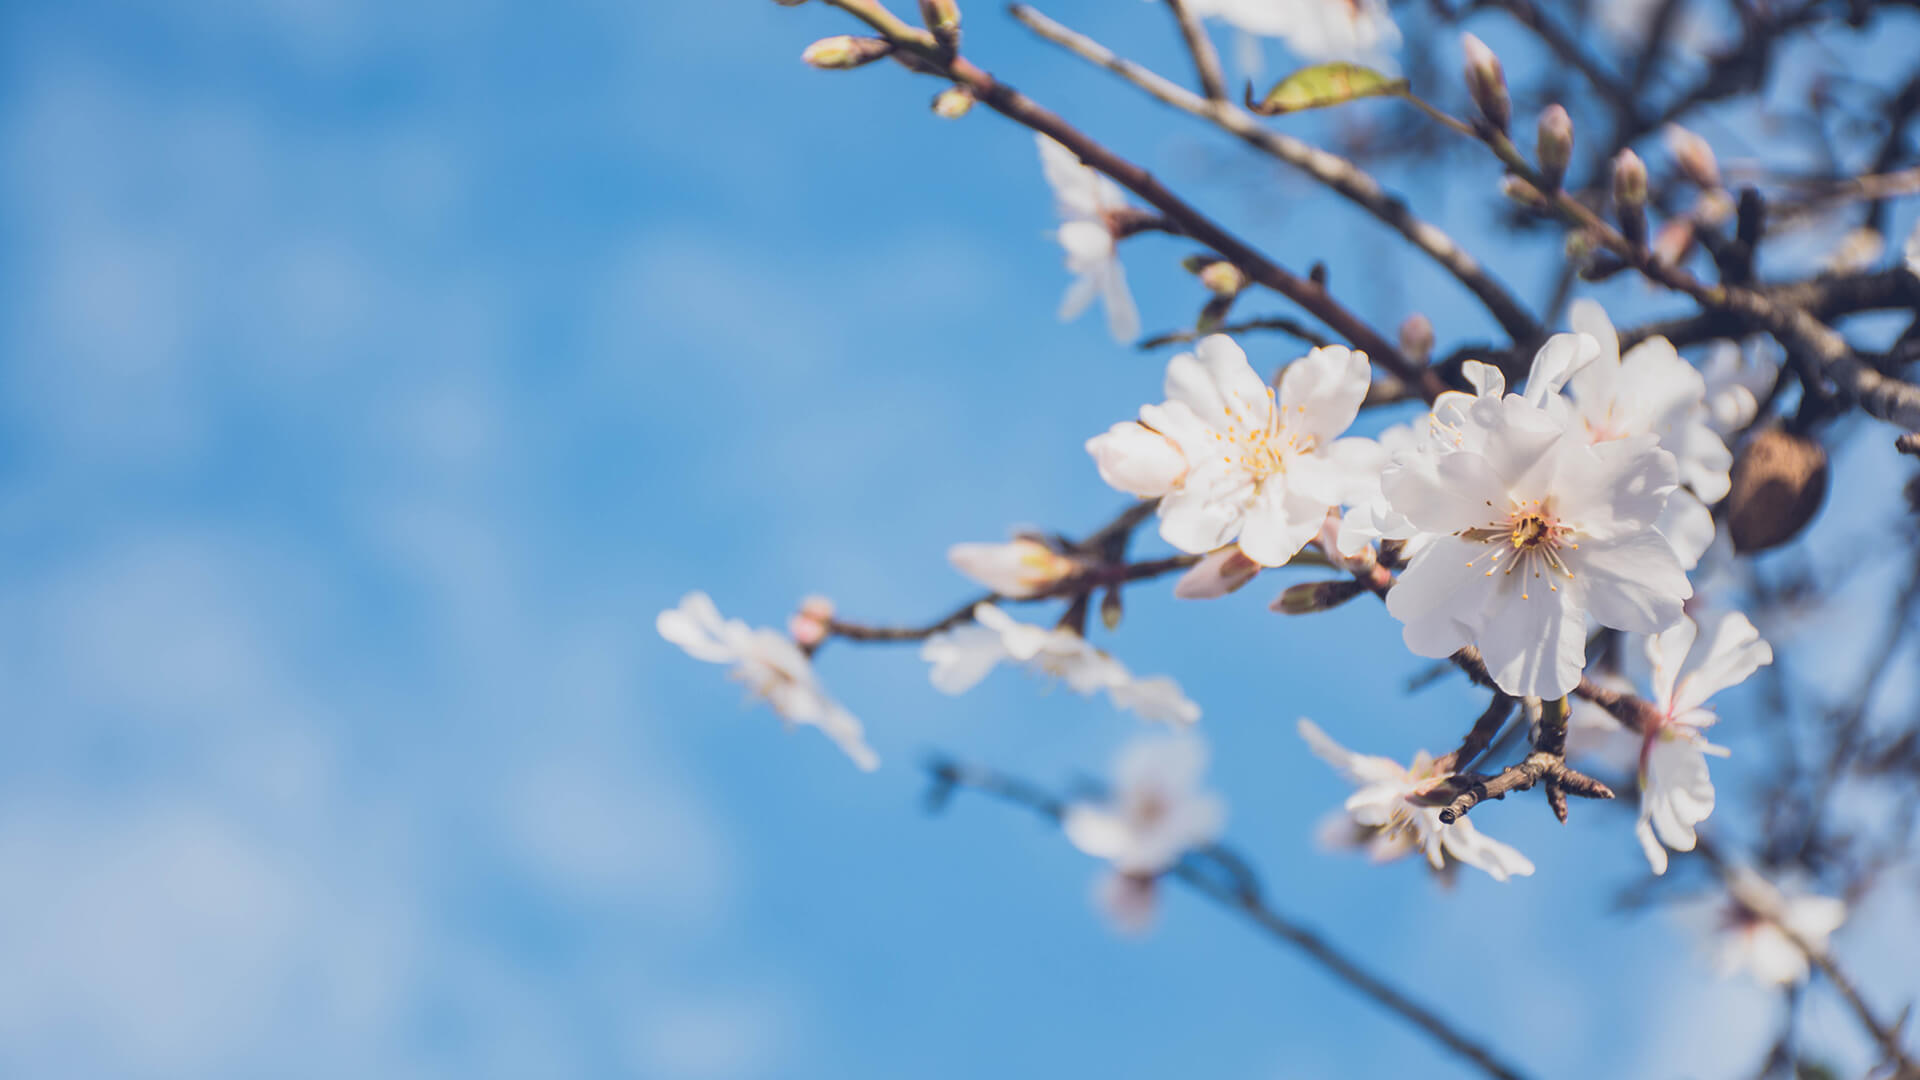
{"left": 1245, "top": 63, "right": 1409, "bottom": 116}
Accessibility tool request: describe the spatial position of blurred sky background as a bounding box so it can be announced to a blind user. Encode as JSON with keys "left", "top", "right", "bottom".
{"left": 2, "top": 1, "right": 1917, "bottom": 1078}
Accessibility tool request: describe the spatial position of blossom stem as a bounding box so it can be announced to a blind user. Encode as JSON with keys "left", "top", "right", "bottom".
{"left": 1159, "top": 0, "right": 1227, "bottom": 104}
{"left": 924, "top": 756, "right": 1536, "bottom": 1080}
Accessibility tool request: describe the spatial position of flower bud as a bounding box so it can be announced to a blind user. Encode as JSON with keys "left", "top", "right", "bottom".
{"left": 1612, "top": 148, "right": 1648, "bottom": 247}
{"left": 1271, "top": 578, "right": 1366, "bottom": 615}
{"left": 1460, "top": 34, "right": 1510, "bottom": 133}
{"left": 1536, "top": 105, "right": 1572, "bottom": 191}
{"left": 1398, "top": 313, "right": 1434, "bottom": 366}
{"left": 1664, "top": 124, "right": 1720, "bottom": 190}
{"left": 802, "top": 35, "right": 894, "bottom": 70}
{"left": 949, "top": 537, "right": 1079, "bottom": 599}
{"left": 772, "top": 0, "right": 810, "bottom": 5}
{"left": 1174, "top": 546, "right": 1261, "bottom": 599}
{"left": 1099, "top": 585, "right": 1124, "bottom": 630}
{"left": 788, "top": 595, "right": 835, "bottom": 647}
{"left": 1652, "top": 218, "right": 1695, "bottom": 266}
{"left": 931, "top": 85, "right": 974, "bottom": 118}
{"left": 1198, "top": 260, "right": 1247, "bottom": 297}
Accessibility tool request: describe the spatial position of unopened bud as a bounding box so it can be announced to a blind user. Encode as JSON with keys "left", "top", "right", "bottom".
{"left": 931, "top": 85, "right": 974, "bottom": 118}
{"left": 1099, "top": 586, "right": 1124, "bottom": 630}
{"left": 1664, "top": 125, "right": 1721, "bottom": 190}
{"left": 1398, "top": 313, "right": 1434, "bottom": 365}
{"left": 788, "top": 595, "right": 836, "bottom": 647}
{"left": 772, "top": 0, "right": 810, "bottom": 5}
{"left": 1652, "top": 218, "right": 1695, "bottom": 266}
{"left": 919, "top": 0, "right": 961, "bottom": 34}
{"left": 802, "top": 35, "right": 894, "bottom": 70}
{"left": 949, "top": 537, "right": 1078, "bottom": 598}
{"left": 1198, "top": 260, "right": 1247, "bottom": 297}
{"left": 1536, "top": 105, "right": 1572, "bottom": 191}
{"left": 1460, "top": 34, "right": 1510, "bottom": 133}
{"left": 1174, "top": 546, "right": 1261, "bottom": 599}
{"left": 1271, "top": 578, "right": 1366, "bottom": 615}
{"left": 1612, "top": 148, "right": 1648, "bottom": 246}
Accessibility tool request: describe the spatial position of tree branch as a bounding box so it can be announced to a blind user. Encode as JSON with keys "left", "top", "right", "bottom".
{"left": 1010, "top": 3, "right": 1544, "bottom": 348}
{"left": 924, "top": 756, "right": 1536, "bottom": 1080}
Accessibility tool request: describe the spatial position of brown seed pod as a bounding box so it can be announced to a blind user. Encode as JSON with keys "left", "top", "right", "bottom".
{"left": 1725, "top": 428, "right": 1829, "bottom": 554}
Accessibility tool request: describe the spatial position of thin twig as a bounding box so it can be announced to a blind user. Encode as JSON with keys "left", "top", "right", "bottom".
{"left": 1162, "top": 0, "right": 1227, "bottom": 103}
{"left": 1008, "top": 3, "right": 1542, "bottom": 348}
{"left": 926, "top": 757, "right": 1535, "bottom": 1080}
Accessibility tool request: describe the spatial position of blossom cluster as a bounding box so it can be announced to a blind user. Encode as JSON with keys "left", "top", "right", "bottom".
{"left": 654, "top": 96, "right": 1844, "bottom": 977}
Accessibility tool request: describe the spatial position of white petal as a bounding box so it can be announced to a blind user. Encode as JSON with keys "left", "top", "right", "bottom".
{"left": 1174, "top": 545, "right": 1262, "bottom": 599}
{"left": 1574, "top": 530, "right": 1692, "bottom": 635}
{"left": 1655, "top": 488, "right": 1716, "bottom": 571}
{"left": 1278, "top": 344, "right": 1370, "bottom": 445}
{"left": 1087, "top": 421, "right": 1187, "bottom": 497}
{"left": 1525, "top": 331, "right": 1601, "bottom": 406}
{"left": 1057, "top": 270, "right": 1100, "bottom": 324}
{"left": 1669, "top": 610, "right": 1771, "bottom": 715}
{"left": 1475, "top": 571, "right": 1590, "bottom": 698}
{"left": 1156, "top": 486, "right": 1248, "bottom": 554}
{"left": 657, "top": 591, "right": 740, "bottom": 665}
{"left": 1439, "top": 818, "right": 1536, "bottom": 881}
{"left": 921, "top": 624, "right": 1008, "bottom": 694}
{"left": 1101, "top": 260, "right": 1141, "bottom": 344}
{"left": 1235, "top": 485, "right": 1326, "bottom": 567}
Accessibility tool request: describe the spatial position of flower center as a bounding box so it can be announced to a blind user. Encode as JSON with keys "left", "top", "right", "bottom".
{"left": 1456, "top": 498, "right": 1578, "bottom": 601}
{"left": 1211, "top": 390, "right": 1313, "bottom": 484}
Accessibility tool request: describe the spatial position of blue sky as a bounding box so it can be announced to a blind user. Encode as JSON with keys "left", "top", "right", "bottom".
{"left": 1, "top": 1, "right": 1916, "bottom": 1077}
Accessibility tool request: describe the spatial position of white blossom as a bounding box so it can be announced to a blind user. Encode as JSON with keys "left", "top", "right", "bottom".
{"left": 947, "top": 536, "right": 1079, "bottom": 599}
{"left": 920, "top": 604, "right": 1200, "bottom": 724}
{"left": 1065, "top": 733, "right": 1225, "bottom": 877}
{"left": 1380, "top": 346, "right": 1693, "bottom": 699}
{"left": 1707, "top": 870, "right": 1847, "bottom": 987}
{"left": 657, "top": 591, "right": 879, "bottom": 771}
{"left": 1565, "top": 301, "right": 1733, "bottom": 570}
{"left": 1087, "top": 334, "right": 1380, "bottom": 567}
{"left": 1700, "top": 340, "right": 1778, "bottom": 437}
{"left": 1633, "top": 612, "right": 1772, "bottom": 874}
{"left": 1182, "top": 0, "right": 1400, "bottom": 66}
{"left": 1297, "top": 720, "right": 1535, "bottom": 881}
{"left": 1037, "top": 134, "right": 1139, "bottom": 343}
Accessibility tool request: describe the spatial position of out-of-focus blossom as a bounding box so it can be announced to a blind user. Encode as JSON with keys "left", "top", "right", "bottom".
{"left": 1380, "top": 339, "right": 1692, "bottom": 699}
{"left": 1297, "top": 720, "right": 1535, "bottom": 881}
{"left": 1634, "top": 612, "right": 1771, "bottom": 874}
{"left": 1706, "top": 870, "right": 1846, "bottom": 986}
{"left": 1037, "top": 134, "right": 1139, "bottom": 343}
{"left": 920, "top": 604, "right": 1199, "bottom": 724}
{"left": 1067, "top": 734, "right": 1225, "bottom": 929}
{"left": 658, "top": 591, "right": 879, "bottom": 771}
{"left": 1087, "top": 335, "right": 1380, "bottom": 567}
{"left": 947, "top": 536, "right": 1081, "bottom": 599}
{"left": 787, "top": 594, "right": 836, "bottom": 648}
{"left": 1700, "top": 340, "right": 1777, "bottom": 437}
{"left": 1182, "top": 0, "right": 1401, "bottom": 66}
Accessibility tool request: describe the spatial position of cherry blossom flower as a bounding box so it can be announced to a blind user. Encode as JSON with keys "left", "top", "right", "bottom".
{"left": 1380, "top": 358, "right": 1693, "bottom": 699}
{"left": 1563, "top": 300, "right": 1732, "bottom": 570}
{"left": 1036, "top": 133, "right": 1139, "bottom": 343}
{"left": 1066, "top": 734, "right": 1225, "bottom": 928}
{"left": 947, "top": 536, "right": 1080, "bottom": 599}
{"left": 1632, "top": 612, "right": 1772, "bottom": 874}
{"left": 920, "top": 604, "right": 1200, "bottom": 724}
{"left": 1297, "top": 720, "right": 1535, "bottom": 881}
{"left": 1705, "top": 870, "right": 1847, "bottom": 986}
{"left": 1181, "top": 0, "right": 1401, "bottom": 67}
{"left": 657, "top": 591, "right": 879, "bottom": 771}
{"left": 1086, "top": 334, "right": 1380, "bottom": 567}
